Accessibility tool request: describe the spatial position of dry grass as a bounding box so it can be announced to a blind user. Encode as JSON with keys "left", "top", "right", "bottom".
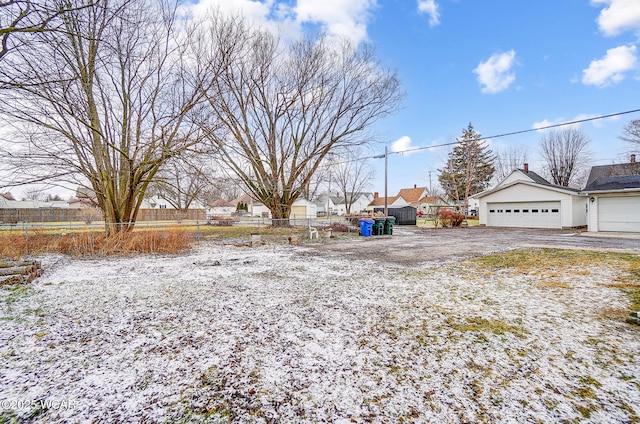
{"left": 472, "top": 248, "right": 640, "bottom": 312}
{"left": 0, "top": 229, "right": 193, "bottom": 258}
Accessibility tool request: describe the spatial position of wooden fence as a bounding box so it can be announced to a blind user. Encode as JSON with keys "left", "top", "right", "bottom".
{"left": 0, "top": 208, "right": 205, "bottom": 224}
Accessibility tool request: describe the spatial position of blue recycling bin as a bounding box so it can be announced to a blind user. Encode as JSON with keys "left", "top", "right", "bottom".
{"left": 359, "top": 219, "right": 374, "bottom": 237}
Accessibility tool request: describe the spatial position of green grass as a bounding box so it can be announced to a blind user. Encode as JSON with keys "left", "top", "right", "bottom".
{"left": 472, "top": 248, "right": 640, "bottom": 314}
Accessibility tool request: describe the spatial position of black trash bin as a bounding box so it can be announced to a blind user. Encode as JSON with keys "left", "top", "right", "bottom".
{"left": 383, "top": 216, "right": 395, "bottom": 235}
{"left": 372, "top": 218, "right": 385, "bottom": 235}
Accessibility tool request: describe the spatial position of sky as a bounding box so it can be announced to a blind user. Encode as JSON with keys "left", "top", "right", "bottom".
{"left": 187, "top": 0, "right": 640, "bottom": 196}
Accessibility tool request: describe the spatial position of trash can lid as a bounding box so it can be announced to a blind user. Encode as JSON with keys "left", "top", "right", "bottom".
{"left": 359, "top": 218, "right": 374, "bottom": 223}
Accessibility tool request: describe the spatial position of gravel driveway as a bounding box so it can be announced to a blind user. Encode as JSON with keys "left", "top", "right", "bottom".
{"left": 308, "top": 226, "right": 640, "bottom": 265}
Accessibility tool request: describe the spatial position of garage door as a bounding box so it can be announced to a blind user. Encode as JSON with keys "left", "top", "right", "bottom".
{"left": 598, "top": 196, "right": 640, "bottom": 232}
{"left": 487, "top": 202, "right": 562, "bottom": 228}
{"left": 291, "top": 205, "right": 307, "bottom": 219}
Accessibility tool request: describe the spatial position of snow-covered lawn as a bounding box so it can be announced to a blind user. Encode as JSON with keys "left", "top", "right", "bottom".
{"left": 1, "top": 243, "right": 639, "bottom": 422}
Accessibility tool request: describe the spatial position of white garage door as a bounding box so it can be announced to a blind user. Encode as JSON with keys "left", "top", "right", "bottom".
{"left": 598, "top": 196, "right": 640, "bottom": 232}
{"left": 487, "top": 202, "right": 562, "bottom": 228}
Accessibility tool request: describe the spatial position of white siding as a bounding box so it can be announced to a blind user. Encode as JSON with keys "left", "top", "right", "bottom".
{"left": 596, "top": 195, "right": 640, "bottom": 232}
{"left": 478, "top": 183, "right": 586, "bottom": 228}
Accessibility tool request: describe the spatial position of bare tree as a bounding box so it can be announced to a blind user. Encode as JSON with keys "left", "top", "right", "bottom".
{"left": 194, "top": 14, "right": 402, "bottom": 224}
{"left": 494, "top": 144, "right": 529, "bottom": 182}
{"left": 619, "top": 119, "right": 640, "bottom": 148}
{"left": 146, "top": 153, "right": 211, "bottom": 212}
{"left": 331, "top": 148, "right": 375, "bottom": 214}
{"left": 538, "top": 127, "right": 591, "bottom": 188}
{"left": 0, "top": 1, "right": 97, "bottom": 63}
{"left": 0, "top": 0, "right": 205, "bottom": 234}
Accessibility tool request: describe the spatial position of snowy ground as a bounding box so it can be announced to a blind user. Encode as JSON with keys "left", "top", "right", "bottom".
{"left": 1, "top": 239, "right": 639, "bottom": 423}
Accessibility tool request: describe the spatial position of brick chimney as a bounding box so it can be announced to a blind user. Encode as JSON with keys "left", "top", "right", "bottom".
{"left": 524, "top": 163, "right": 529, "bottom": 173}
{"left": 374, "top": 192, "right": 379, "bottom": 199}
{"left": 414, "top": 184, "right": 416, "bottom": 189}
{"left": 632, "top": 154, "right": 636, "bottom": 163}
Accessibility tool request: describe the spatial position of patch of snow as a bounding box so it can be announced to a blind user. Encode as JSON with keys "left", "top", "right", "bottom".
{"left": 0, "top": 243, "right": 638, "bottom": 422}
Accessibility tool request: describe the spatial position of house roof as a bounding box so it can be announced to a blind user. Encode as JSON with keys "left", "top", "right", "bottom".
{"left": 418, "top": 196, "right": 450, "bottom": 205}
{"left": 397, "top": 187, "right": 427, "bottom": 203}
{"left": 474, "top": 179, "right": 582, "bottom": 199}
{"left": 516, "top": 169, "right": 553, "bottom": 186}
{"left": 1, "top": 193, "right": 15, "bottom": 201}
{"left": 583, "top": 175, "right": 640, "bottom": 192}
{"left": 584, "top": 161, "right": 640, "bottom": 191}
{"left": 368, "top": 196, "right": 399, "bottom": 207}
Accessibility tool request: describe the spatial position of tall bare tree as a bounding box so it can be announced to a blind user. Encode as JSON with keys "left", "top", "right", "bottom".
{"left": 494, "top": 144, "right": 529, "bottom": 182}
{"left": 194, "top": 14, "right": 402, "bottom": 224}
{"left": 146, "top": 153, "right": 211, "bottom": 212}
{"left": 0, "top": 1, "right": 95, "bottom": 62}
{"left": 619, "top": 119, "right": 640, "bottom": 148}
{"left": 539, "top": 127, "right": 591, "bottom": 188}
{"left": 331, "top": 148, "right": 375, "bottom": 214}
{"left": 0, "top": 0, "right": 205, "bottom": 234}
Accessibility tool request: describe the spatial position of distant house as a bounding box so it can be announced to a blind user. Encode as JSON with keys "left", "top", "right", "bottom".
{"left": 396, "top": 186, "right": 429, "bottom": 208}
{"left": 232, "top": 194, "right": 271, "bottom": 217}
{"left": 582, "top": 155, "right": 640, "bottom": 233}
{"left": 366, "top": 193, "right": 408, "bottom": 211}
{"left": 473, "top": 164, "right": 587, "bottom": 229}
{"left": 316, "top": 192, "right": 373, "bottom": 215}
{"left": 417, "top": 196, "right": 451, "bottom": 217}
{"left": 207, "top": 199, "right": 236, "bottom": 217}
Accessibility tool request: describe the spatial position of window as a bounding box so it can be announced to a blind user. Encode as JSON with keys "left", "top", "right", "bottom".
{"left": 542, "top": 209, "right": 549, "bottom": 213}
{"left": 514, "top": 209, "right": 520, "bottom": 213}
{"left": 489, "top": 209, "right": 495, "bottom": 213}
{"left": 497, "top": 209, "right": 503, "bottom": 213}
{"left": 532, "top": 209, "right": 538, "bottom": 213}
{"left": 523, "top": 209, "right": 529, "bottom": 213}
{"left": 551, "top": 209, "right": 559, "bottom": 213}
{"left": 505, "top": 209, "right": 511, "bottom": 213}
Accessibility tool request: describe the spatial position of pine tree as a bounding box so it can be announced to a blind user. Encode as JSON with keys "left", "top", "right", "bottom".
{"left": 438, "top": 123, "right": 495, "bottom": 211}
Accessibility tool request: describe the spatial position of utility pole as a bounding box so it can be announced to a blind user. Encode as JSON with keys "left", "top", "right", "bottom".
{"left": 384, "top": 146, "right": 388, "bottom": 217}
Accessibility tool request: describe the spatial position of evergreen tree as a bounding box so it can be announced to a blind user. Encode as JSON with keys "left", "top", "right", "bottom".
{"left": 438, "top": 123, "right": 495, "bottom": 210}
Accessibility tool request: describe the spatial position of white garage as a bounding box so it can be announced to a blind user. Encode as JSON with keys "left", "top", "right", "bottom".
{"left": 474, "top": 167, "right": 587, "bottom": 229}
{"left": 583, "top": 160, "right": 640, "bottom": 233}
{"left": 585, "top": 193, "right": 640, "bottom": 233}
{"left": 486, "top": 201, "right": 562, "bottom": 229}
{"left": 597, "top": 197, "right": 640, "bottom": 232}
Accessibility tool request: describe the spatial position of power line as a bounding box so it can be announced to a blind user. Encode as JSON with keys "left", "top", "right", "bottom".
{"left": 387, "top": 107, "right": 640, "bottom": 157}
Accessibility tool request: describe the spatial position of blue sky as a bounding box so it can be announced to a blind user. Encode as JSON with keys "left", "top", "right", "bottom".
{"left": 191, "top": 0, "right": 640, "bottom": 195}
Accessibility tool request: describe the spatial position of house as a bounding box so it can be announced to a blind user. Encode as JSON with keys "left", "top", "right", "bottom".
{"left": 582, "top": 155, "right": 640, "bottom": 233}
{"left": 417, "top": 196, "right": 451, "bottom": 217}
{"left": 207, "top": 199, "right": 236, "bottom": 217}
{"left": 316, "top": 192, "right": 373, "bottom": 215}
{"left": 397, "top": 185, "right": 429, "bottom": 207}
{"left": 366, "top": 192, "right": 408, "bottom": 211}
{"left": 231, "top": 194, "right": 270, "bottom": 217}
{"left": 473, "top": 164, "right": 587, "bottom": 229}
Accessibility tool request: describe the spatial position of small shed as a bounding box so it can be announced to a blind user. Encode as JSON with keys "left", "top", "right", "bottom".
{"left": 374, "top": 206, "right": 417, "bottom": 225}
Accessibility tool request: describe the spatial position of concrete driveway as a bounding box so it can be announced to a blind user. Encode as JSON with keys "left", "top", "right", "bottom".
{"left": 307, "top": 226, "right": 640, "bottom": 265}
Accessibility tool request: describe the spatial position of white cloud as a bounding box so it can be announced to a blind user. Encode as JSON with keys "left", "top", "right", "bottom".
{"left": 391, "top": 136, "right": 419, "bottom": 156}
{"left": 592, "top": 0, "right": 640, "bottom": 37}
{"left": 417, "top": 0, "right": 440, "bottom": 27}
{"left": 532, "top": 113, "right": 619, "bottom": 131}
{"left": 294, "top": 0, "right": 377, "bottom": 45}
{"left": 582, "top": 45, "right": 637, "bottom": 87}
{"left": 473, "top": 50, "right": 517, "bottom": 94}
{"left": 184, "top": 0, "right": 377, "bottom": 45}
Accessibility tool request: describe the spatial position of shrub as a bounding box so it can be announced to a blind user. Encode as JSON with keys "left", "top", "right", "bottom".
{"left": 438, "top": 210, "right": 465, "bottom": 228}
